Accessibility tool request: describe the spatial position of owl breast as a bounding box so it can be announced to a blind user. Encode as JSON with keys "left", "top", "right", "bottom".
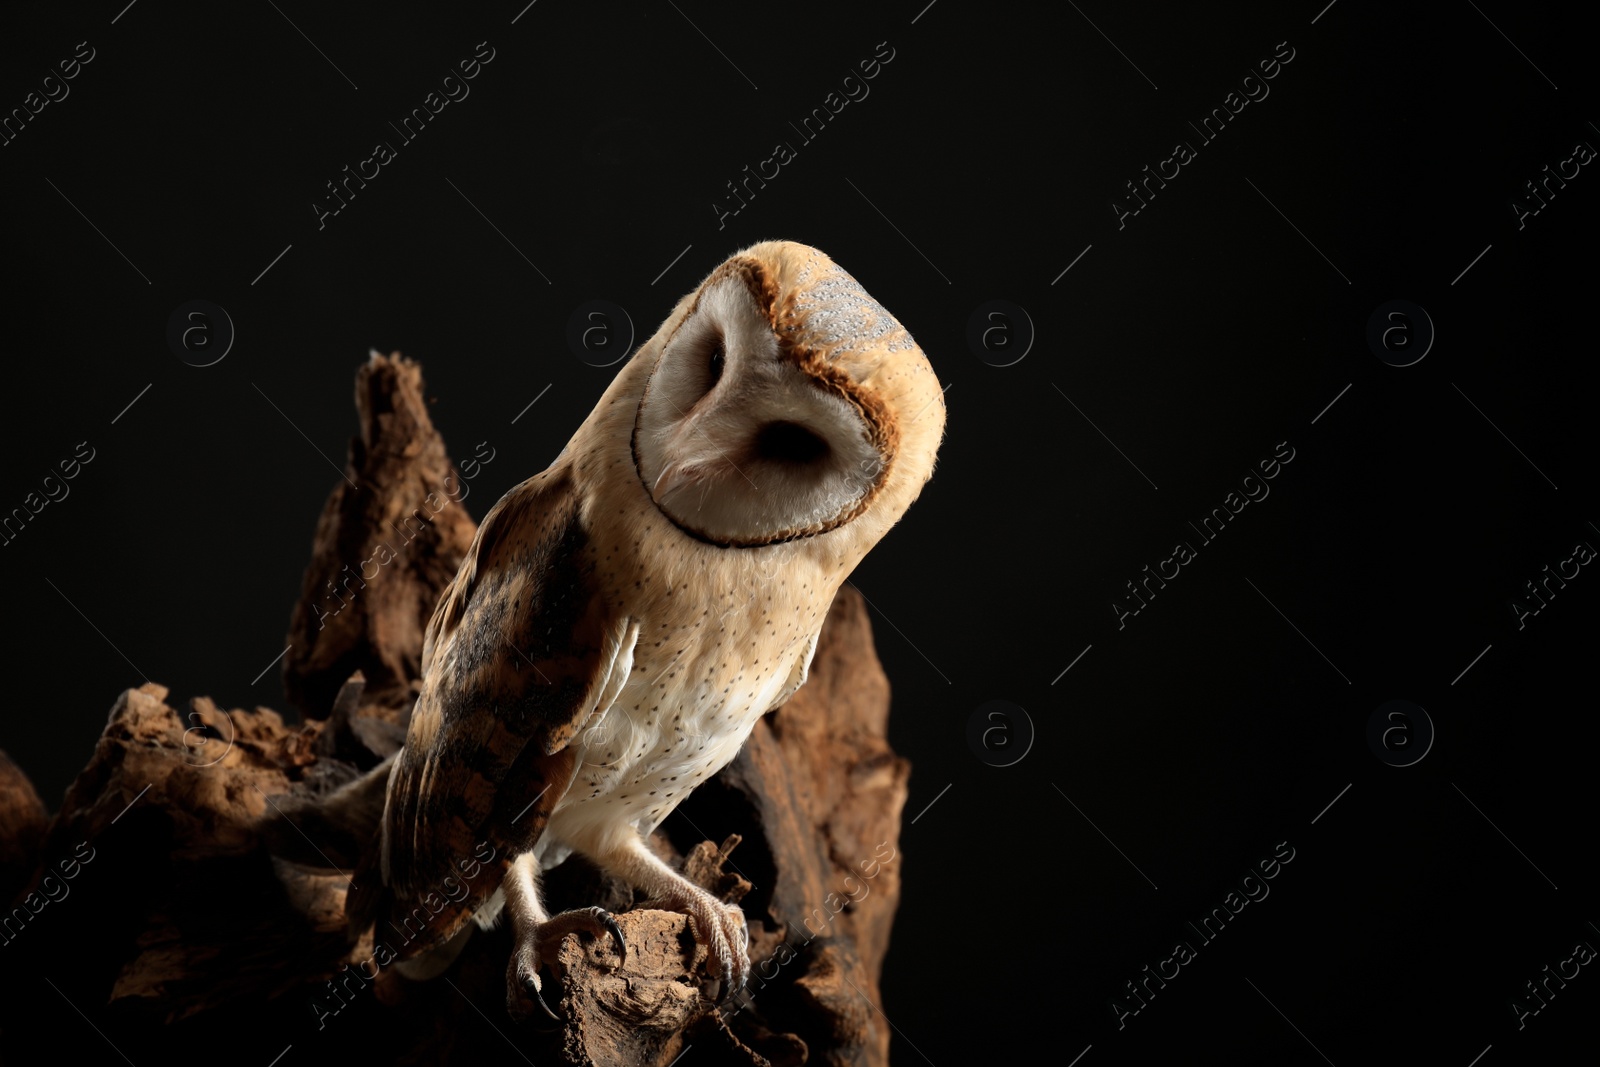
{"left": 528, "top": 374, "right": 849, "bottom": 864}
{"left": 539, "top": 604, "right": 811, "bottom": 859}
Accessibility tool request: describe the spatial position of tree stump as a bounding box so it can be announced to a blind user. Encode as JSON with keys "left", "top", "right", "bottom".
{"left": 0, "top": 354, "right": 909, "bottom": 1067}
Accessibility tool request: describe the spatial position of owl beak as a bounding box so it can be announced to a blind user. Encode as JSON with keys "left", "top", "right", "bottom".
{"left": 652, "top": 458, "right": 732, "bottom": 506}
{"left": 652, "top": 461, "right": 697, "bottom": 502}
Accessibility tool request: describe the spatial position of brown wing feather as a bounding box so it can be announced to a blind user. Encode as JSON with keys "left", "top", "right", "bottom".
{"left": 373, "top": 467, "right": 630, "bottom": 957}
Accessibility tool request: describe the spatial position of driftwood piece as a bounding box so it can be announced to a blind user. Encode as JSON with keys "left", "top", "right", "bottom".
{"left": 0, "top": 353, "right": 907, "bottom": 1067}
{"left": 281, "top": 352, "right": 478, "bottom": 721}
{"left": 717, "top": 590, "right": 909, "bottom": 1067}
{"left": 0, "top": 750, "right": 48, "bottom": 906}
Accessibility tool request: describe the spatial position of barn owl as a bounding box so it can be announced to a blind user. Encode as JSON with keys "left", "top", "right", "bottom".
{"left": 342, "top": 240, "right": 944, "bottom": 1020}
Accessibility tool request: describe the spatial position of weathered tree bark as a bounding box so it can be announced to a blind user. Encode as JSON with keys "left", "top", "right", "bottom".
{"left": 0, "top": 750, "right": 48, "bottom": 907}
{"left": 0, "top": 354, "right": 908, "bottom": 1067}
{"left": 280, "top": 352, "right": 478, "bottom": 722}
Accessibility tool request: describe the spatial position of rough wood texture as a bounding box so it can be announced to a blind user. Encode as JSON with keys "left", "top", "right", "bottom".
{"left": 0, "top": 749, "right": 48, "bottom": 907}
{"left": 281, "top": 352, "right": 478, "bottom": 721}
{"left": 0, "top": 355, "right": 907, "bottom": 1067}
{"left": 719, "top": 590, "right": 909, "bottom": 1067}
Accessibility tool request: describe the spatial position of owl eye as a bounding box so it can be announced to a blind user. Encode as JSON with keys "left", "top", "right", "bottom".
{"left": 754, "top": 421, "right": 830, "bottom": 464}
{"left": 706, "top": 338, "right": 725, "bottom": 388}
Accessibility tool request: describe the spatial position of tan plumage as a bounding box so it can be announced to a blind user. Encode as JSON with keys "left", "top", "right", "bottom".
{"left": 365, "top": 240, "right": 945, "bottom": 1014}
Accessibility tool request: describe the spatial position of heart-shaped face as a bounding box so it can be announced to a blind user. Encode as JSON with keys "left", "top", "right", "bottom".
{"left": 631, "top": 263, "right": 891, "bottom": 548}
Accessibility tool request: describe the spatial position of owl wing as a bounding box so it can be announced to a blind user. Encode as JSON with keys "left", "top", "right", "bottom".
{"left": 380, "top": 467, "right": 638, "bottom": 908}
{"left": 764, "top": 630, "right": 819, "bottom": 713}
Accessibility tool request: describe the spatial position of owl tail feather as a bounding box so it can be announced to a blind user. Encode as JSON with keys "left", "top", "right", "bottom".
{"left": 344, "top": 837, "right": 392, "bottom": 942}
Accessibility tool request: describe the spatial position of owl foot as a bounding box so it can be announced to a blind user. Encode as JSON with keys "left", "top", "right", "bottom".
{"left": 595, "top": 835, "right": 750, "bottom": 1003}
{"left": 658, "top": 886, "right": 750, "bottom": 1004}
{"left": 504, "top": 906, "right": 627, "bottom": 1025}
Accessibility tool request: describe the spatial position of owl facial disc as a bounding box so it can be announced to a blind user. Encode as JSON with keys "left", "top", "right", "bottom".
{"left": 632, "top": 273, "right": 887, "bottom": 548}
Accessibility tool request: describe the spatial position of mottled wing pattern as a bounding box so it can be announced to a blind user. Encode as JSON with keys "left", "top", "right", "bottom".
{"left": 375, "top": 468, "right": 636, "bottom": 954}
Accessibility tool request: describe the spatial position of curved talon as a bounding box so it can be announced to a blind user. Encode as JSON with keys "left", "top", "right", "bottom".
{"left": 719, "top": 962, "right": 747, "bottom": 1006}
{"left": 686, "top": 899, "right": 749, "bottom": 1006}
{"left": 524, "top": 976, "right": 563, "bottom": 1027}
{"left": 710, "top": 944, "right": 741, "bottom": 1006}
{"left": 591, "top": 907, "right": 627, "bottom": 968}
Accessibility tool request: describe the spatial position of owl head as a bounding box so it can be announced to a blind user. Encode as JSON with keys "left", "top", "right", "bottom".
{"left": 625, "top": 241, "right": 945, "bottom": 549}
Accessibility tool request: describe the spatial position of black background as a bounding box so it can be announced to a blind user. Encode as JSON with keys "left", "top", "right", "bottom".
{"left": 2, "top": 1, "right": 1596, "bottom": 1064}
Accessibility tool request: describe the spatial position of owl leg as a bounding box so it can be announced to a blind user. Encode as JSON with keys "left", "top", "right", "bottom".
{"left": 592, "top": 831, "right": 750, "bottom": 1001}
{"left": 501, "top": 852, "right": 627, "bottom": 1024}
